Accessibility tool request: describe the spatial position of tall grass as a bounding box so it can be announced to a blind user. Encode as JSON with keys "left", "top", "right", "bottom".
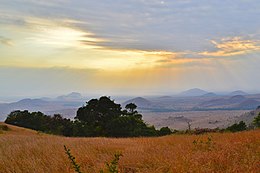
{"left": 0, "top": 123, "right": 259, "bottom": 173}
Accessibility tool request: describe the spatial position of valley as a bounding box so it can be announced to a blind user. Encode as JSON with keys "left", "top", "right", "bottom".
{"left": 1, "top": 89, "right": 260, "bottom": 130}
{"left": 142, "top": 110, "right": 248, "bottom": 130}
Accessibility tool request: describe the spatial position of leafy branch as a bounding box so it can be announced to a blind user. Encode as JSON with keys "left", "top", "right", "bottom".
{"left": 64, "top": 145, "right": 82, "bottom": 173}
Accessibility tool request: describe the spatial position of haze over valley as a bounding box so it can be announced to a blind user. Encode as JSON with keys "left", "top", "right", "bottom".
{"left": 1, "top": 88, "right": 260, "bottom": 130}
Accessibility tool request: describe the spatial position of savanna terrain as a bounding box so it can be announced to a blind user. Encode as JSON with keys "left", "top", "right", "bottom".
{"left": 0, "top": 122, "right": 259, "bottom": 173}
{"left": 142, "top": 110, "right": 248, "bottom": 130}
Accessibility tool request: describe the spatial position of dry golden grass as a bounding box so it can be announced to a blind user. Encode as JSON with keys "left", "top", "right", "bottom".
{"left": 0, "top": 123, "right": 259, "bottom": 173}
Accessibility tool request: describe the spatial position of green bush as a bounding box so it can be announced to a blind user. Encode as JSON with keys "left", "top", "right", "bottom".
{"left": 226, "top": 121, "right": 247, "bottom": 132}
{"left": 100, "top": 153, "right": 123, "bottom": 173}
{"left": 253, "top": 113, "right": 260, "bottom": 128}
{"left": 158, "top": 126, "right": 173, "bottom": 136}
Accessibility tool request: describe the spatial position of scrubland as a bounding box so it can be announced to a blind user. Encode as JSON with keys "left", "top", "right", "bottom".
{"left": 0, "top": 123, "right": 259, "bottom": 173}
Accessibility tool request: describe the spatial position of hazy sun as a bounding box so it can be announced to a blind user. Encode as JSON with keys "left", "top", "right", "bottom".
{"left": 29, "top": 26, "right": 103, "bottom": 49}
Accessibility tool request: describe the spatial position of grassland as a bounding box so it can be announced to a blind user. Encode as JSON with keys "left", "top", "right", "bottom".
{"left": 0, "top": 122, "right": 259, "bottom": 173}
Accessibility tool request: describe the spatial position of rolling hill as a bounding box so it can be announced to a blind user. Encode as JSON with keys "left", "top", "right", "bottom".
{"left": 199, "top": 95, "right": 260, "bottom": 109}
{"left": 0, "top": 123, "right": 259, "bottom": 173}
{"left": 0, "top": 96, "right": 82, "bottom": 120}
{"left": 201, "top": 92, "right": 217, "bottom": 97}
{"left": 229, "top": 90, "right": 248, "bottom": 96}
{"left": 179, "top": 88, "right": 209, "bottom": 96}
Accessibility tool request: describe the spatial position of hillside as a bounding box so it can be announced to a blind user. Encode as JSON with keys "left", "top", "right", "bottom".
{"left": 229, "top": 90, "right": 248, "bottom": 96}
{"left": 0, "top": 123, "right": 259, "bottom": 173}
{"left": 237, "top": 106, "right": 260, "bottom": 125}
{"left": 179, "top": 88, "right": 209, "bottom": 96}
{"left": 0, "top": 97, "right": 82, "bottom": 120}
{"left": 198, "top": 95, "right": 260, "bottom": 109}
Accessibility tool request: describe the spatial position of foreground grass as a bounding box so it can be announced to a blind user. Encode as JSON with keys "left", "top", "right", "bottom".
{"left": 0, "top": 123, "right": 259, "bottom": 173}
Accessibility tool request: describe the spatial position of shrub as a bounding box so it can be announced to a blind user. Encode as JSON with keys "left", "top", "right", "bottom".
{"left": 158, "top": 127, "right": 173, "bottom": 136}
{"left": 100, "top": 153, "right": 123, "bottom": 173}
{"left": 0, "top": 125, "right": 9, "bottom": 131}
{"left": 226, "top": 121, "right": 247, "bottom": 132}
{"left": 253, "top": 113, "right": 260, "bottom": 128}
{"left": 193, "top": 128, "right": 218, "bottom": 135}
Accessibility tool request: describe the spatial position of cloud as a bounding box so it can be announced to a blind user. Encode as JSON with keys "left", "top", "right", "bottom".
{"left": 200, "top": 37, "right": 260, "bottom": 56}
{"left": 20, "top": 17, "right": 106, "bottom": 49}
{"left": 1, "top": 0, "right": 260, "bottom": 52}
{"left": 0, "top": 36, "right": 14, "bottom": 46}
{"left": 1, "top": 1, "right": 260, "bottom": 71}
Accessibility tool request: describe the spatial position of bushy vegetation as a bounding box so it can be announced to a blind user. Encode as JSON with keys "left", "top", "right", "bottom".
{"left": 253, "top": 113, "right": 260, "bottom": 128}
{"left": 0, "top": 124, "right": 9, "bottom": 131}
{"left": 100, "top": 153, "right": 122, "bottom": 173}
{"left": 226, "top": 121, "right": 247, "bottom": 132}
{"left": 0, "top": 124, "right": 9, "bottom": 134}
{"left": 5, "top": 96, "right": 172, "bottom": 137}
{"left": 5, "top": 111, "right": 74, "bottom": 136}
{"left": 224, "top": 113, "right": 260, "bottom": 132}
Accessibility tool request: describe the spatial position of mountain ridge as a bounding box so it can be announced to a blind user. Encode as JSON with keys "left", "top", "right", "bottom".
{"left": 179, "top": 88, "right": 208, "bottom": 96}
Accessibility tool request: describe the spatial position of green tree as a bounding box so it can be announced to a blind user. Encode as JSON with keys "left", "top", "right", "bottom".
{"left": 125, "top": 103, "right": 137, "bottom": 114}
{"left": 75, "top": 96, "right": 160, "bottom": 137}
{"left": 75, "top": 96, "right": 122, "bottom": 128}
{"left": 158, "top": 127, "right": 172, "bottom": 136}
{"left": 226, "top": 121, "right": 247, "bottom": 132}
{"left": 253, "top": 113, "right": 260, "bottom": 128}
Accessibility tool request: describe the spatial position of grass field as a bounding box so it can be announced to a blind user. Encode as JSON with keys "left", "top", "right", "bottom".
{"left": 0, "top": 122, "right": 259, "bottom": 173}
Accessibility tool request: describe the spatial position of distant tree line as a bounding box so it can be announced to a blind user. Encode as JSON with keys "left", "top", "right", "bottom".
{"left": 5, "top": 96, "right": 172, "bottom": 137}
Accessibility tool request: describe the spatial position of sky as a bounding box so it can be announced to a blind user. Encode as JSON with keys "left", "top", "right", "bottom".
{"left": 0, "top": 0, "right": 260, "bottom": 98}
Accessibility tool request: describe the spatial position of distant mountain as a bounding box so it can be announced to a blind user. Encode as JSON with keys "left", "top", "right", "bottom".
{"left": 11, "top": 98, "right": 49, "bottom": 107}
{"left": 228, "top": 95, "right": 247, "bottom": 104}
{"left": 157, "top": 96, "right": 172, "bottom": 99}
{"left": 179, "top": 88, "right": 208, "bottom": 97}
{"left": 122, "top": 97, "right": 151, "bottom": 108}
{"left": 229, "top": 90, "right": 248, "bottom": 96}
{"left": 0, "top": 97, "right": 83, "bottom": 121}
{"left": 56, "top": 92, "right": 83, "bottom": 101}
{"left": 236, "top": 99, "right": 260, "bottom": 109}
{"left": 202, "top": 92, "right": 217, "bottom": 97}
{"left": 0, "top": 99, "right": 50, "bottom": 120}
{"left": 199, "top": 95, "right": 260, "bottom": 110}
